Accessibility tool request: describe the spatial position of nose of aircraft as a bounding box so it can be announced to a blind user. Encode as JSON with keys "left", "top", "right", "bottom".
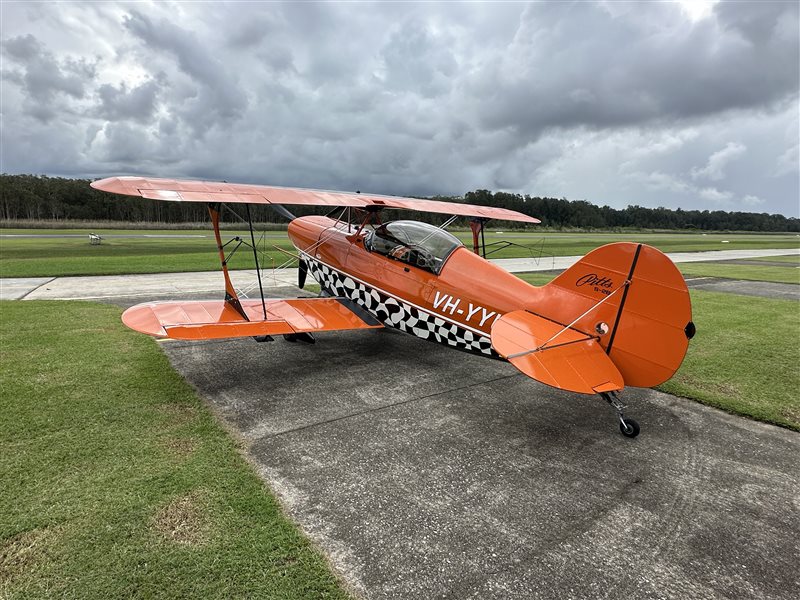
{"left": 287, "top": 215, "right": 334, "bottom": 254}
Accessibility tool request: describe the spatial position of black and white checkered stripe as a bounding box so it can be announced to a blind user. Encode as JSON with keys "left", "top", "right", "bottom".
{"left": 303, "top": 255, "right": 495, "bottom": 356}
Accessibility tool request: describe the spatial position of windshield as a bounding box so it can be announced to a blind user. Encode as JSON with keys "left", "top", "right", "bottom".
{"left": 366, "top": 220, "right": 462, "bottom": 274}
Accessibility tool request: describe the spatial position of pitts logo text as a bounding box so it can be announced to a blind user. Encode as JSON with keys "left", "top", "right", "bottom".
{"left": 576, "top": 273, "right": 615, "bottom": 295}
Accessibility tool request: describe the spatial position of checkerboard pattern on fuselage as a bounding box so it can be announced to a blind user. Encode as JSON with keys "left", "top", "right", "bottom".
{"left": 303, "top": 255, "right": 495, "bottom": 356}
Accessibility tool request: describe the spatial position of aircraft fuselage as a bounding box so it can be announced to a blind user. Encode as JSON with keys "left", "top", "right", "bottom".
{"left": 288, "top": 215, "right": 542, "bottom": 356}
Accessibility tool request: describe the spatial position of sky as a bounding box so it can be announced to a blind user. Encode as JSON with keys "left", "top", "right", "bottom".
{"left": 1, "top": 1, "right": 798, "bottom": 216}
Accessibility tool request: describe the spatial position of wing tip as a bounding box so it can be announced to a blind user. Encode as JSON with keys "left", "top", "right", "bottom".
{"left": 91, "top": 176, "right": 139, "bottom": 195}
{"left": 122, "top": 303, "right": 168, "bottom": 337}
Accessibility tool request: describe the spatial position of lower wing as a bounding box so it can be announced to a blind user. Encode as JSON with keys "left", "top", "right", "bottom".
{"left": 123, "top": 297, "right": 383, "bottom": 340}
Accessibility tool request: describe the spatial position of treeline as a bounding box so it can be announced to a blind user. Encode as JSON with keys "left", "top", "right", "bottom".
{"left": 1, "top": 174, "right": 797, "bottom": 232}
{"left": 463, "top": 190, "right": 800, "bottom": 232}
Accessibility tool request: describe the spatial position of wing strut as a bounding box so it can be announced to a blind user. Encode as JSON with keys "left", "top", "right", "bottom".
{"left": 245, "top": 203, "right": 268, "bottom": 320}
{"left": 208, "top": 203, "right": 248, "bottom": 320}
{"left": 469, "top": 218, "right": 489, "bottom": 257}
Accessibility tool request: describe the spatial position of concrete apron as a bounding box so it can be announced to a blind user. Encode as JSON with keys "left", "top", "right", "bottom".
{"left": 157, "top": 291, "right": 800, "bottom": 600}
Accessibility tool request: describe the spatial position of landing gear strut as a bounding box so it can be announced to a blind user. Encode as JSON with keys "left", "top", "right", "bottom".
{"left": 601, "top": 392, "right": 640, "bottom": 438}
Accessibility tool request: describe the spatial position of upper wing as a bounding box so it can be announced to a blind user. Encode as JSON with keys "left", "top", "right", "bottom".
{"left": 91, "top": 176, "right": 541, "bottom": 224}
{"left": 123, "top": 297, "right": 383, "bottom": 340}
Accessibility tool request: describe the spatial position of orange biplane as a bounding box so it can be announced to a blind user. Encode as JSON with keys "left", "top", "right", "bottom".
{"left": 92, "top": 176, "right": 695, "bottom": 438}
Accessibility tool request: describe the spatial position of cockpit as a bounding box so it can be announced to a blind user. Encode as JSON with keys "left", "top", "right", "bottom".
{"left": 364, "top": 220, "right": 463, "bottom": 275}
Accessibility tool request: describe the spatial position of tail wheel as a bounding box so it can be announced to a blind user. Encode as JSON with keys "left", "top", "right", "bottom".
{"left": 619, "top": 418, "right": 640, "bottom": 438}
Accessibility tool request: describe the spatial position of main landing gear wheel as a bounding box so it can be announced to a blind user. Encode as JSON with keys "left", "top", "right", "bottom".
{"left": 619, "top": 418, "right": 640, "bottom": 438}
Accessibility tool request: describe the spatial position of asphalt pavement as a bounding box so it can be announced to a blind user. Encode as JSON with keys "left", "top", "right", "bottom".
{"left": 684, "top": 277, "right": 800, "bottom": 301}
{"left": 158, "top": 299, "right": 799, "bottom": 600}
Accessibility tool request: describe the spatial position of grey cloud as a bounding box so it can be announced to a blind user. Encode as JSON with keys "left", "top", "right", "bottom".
{"left": 122, "top": 10, "right": 247, "bottom": 124}
{"left": 256, "top": 45, "right": 295, "bottom": 74}
{"left": 691, "top": 142, "right": 747, "bottom": 181}
{"left": 226, "top": 14, "right": 277, "bottom": 49}
{"left": 775, "top": 144, "right": 798, "bottom": 178}
{"left": 380, "top": 20, "right": 458, "bottom": 98}
{"left": 1, "top": 111, "right": 86, "bottom": 174}
{"left": 2, "top": 1, "right": 798, "bottom": 216}
{"left": 91, "top": 121, "right": 184, "bottom": 168}
{"left": 96, "top": 79, "right": 160, "bottom": 122}
{"left": 97, "top": 122, "right": 149, "bottom": 163}
{"left": 468, "top": 2, "right": 798, "bottom": 140}
{"left": 23, "top": 102, "right": 58, "bottom": 122}
{"left": 3, "top": 33, "right": 41, "bottom": 60}
{"left": 2, "top": 33, "right": 96, "bottom": 120}
{"left": 716, "top": 0, "right": 793, "bottom": 45}
{"left": 158, "top": 117, "right": 177, "bottom": 136}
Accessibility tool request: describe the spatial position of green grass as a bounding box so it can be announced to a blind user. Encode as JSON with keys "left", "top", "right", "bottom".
{"left": 476, "top": 231, "right": 800, "bottom": 260}
{"left": 513, "top": 272, "right": 561, "bottom": 286}
{"left": 0, "top": 230, "right": 299, "bottom": 278}
{"left": 658, "top": 290, "right": 800, "bottom": 430}
{"left": 680, "top": 257, "right": 800, "bottom": 284}
{"left": 754, "top": 254, "right": 800, "bottom": 264}
{"left": 2, "top": 229, "right": 798, "bottom": 278}
{"left": 514, "top": 272, "right": 800, "bottom": 429}
{"left": 0, "top": 301, "right": 350, "bottom": 599}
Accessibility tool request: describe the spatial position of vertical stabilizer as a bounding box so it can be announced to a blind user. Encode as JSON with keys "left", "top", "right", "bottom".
{"left": 535, "top": 243, "right": 693, "bottom": 388}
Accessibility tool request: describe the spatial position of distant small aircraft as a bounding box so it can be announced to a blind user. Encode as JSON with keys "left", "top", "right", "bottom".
{"left": 92, "top": 177, "right": 695, "bottom": 438}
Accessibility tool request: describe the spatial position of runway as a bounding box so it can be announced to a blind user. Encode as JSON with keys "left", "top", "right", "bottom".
{"left": 2, "top": 247, "right": 797, "bottom": 300}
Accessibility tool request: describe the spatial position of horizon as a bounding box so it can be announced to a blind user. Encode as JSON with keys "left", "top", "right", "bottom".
{"left": 2, "top": 172, "right": 797, "bottom": 221}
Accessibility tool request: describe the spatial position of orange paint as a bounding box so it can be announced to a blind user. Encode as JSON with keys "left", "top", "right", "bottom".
{"left": 94, "top": 176, "right": 694, "bottom": 404}
{"left": 287, "top": 217, "right": 692, "bottom": 392}
{"left": 122, "top": 298, "right": 382, "bottom": 340}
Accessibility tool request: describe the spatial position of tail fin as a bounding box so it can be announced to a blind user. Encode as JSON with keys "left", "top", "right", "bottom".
{"left": 539, "top": 242, "right": 693, "bottom": 388}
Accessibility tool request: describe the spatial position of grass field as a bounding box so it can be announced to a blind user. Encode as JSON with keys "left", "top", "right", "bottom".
{"left": 517, "top": 272, "right": 800, "bottom": 429}
{"left": 680, "top": 256, "right": 800, "bottom": 284}
{"left": 0, "top": 301, "right": 349, "bottom": 599}
{"left": 755, "top": 254, "right": 800, "bottom": 263}
{"left": 658, "top": 290, "right": 800, "bottom": 430}
{"left": 2, "top": 228, "right": 798, "bottom": 278}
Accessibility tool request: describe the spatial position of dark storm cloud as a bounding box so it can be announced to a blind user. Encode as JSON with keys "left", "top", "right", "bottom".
{"left": 1, "top": 1, "right": 798, "bottom": 216}
{"left": 469, "top": 1, "right": 799, "bottom": 139}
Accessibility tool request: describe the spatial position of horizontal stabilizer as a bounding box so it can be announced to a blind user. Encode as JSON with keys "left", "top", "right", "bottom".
{"left": 491, "top": 310, "right": 624, "bottom": 395}
{"left": 122, "top": 297, "right": 383, "bottom": 340}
